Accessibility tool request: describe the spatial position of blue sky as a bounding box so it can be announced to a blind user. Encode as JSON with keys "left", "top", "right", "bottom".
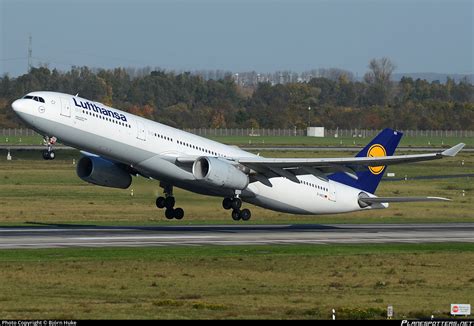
{"left": 1, "top": 0, "right": 472, "bottom": 76}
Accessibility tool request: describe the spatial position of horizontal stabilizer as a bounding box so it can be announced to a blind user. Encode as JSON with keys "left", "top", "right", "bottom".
{"left": 359, "top": 196, "right": 451, "bottom": 205}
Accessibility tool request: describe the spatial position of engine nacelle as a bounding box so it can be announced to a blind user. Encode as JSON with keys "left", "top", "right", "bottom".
{"left": 77, "top": 155, "right": 132, "bottom": 189}
{"left": 192, "top": 156, "right": 249, "bottom": 190}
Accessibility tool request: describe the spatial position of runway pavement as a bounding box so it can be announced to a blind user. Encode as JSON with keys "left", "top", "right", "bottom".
{"left": 0, "top": 223, "right": 473, "bottom": 249}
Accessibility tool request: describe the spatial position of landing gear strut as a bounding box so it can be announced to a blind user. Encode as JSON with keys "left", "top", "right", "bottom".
{"left": 223, "top": 196, "right": 251, "bottom": 221}
{"left": 155, "top": 183, "right": 184, "bottom": 220}
{"left": 42, "top": 136, "right": 57, "bottom": 160}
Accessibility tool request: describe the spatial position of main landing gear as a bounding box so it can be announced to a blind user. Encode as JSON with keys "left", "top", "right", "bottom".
{"left": 155, "top": 184, "right": 184, "bottom": 220}
{"left": 42, "top": 136, "right": 57, "bottom": 160}
{"left": 222, "top": 196, "right": 251, "bottom": 221}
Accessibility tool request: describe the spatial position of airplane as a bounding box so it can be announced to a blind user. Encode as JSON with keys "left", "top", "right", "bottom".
{"left": 11, "top": 91, "right": 465, "bottom": 221}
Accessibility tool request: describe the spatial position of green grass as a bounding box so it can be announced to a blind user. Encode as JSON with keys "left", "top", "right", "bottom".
{"left": 0, "top": 244, "right": 473, "bottom": 319}
{"left": 0, "top": 150, "right": 472, "bottom": 226}
{"left": 0, "top": 135, "right": 45, "bottom": 145}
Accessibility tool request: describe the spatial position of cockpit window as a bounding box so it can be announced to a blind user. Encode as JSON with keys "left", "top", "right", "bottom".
{"left": 23, "top": 95, "right": 45, "bottom": 103}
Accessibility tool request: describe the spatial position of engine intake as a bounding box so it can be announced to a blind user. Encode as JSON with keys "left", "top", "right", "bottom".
{"left": 77, "top": 155, "right": 132, "bottom": 189}
{"left": 192, "top": 157, "right": 249, "bottom": 190}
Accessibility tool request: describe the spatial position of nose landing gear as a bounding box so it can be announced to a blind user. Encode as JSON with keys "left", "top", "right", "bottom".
{"left": 42, "top": 136, "right": 57, "bottom": 160}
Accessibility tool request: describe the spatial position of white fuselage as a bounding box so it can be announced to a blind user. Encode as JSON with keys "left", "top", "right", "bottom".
{"left": 12, "top": 91, "right": 381, "bottom": 215}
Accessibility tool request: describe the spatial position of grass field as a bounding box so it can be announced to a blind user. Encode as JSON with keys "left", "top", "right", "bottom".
{"left": 0, "top": 149, "right": 472, "bottom": 225}
{"left": 0, "top": 244, "right": 473, "bottom": 319}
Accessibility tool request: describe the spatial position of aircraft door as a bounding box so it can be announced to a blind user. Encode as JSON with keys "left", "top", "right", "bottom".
{"left": 60, "top": 97, "right": 71, "bottom": 117}
{"left": 136, "top": 120, "right": 146, "bottom": 141}
{"left": 328, "top": 181, "right": 336, "bottom": 202}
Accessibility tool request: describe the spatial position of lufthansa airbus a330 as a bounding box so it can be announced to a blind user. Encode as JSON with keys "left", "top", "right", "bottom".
{"left": 12, "top": 92, "right": 465, "bottom": 221}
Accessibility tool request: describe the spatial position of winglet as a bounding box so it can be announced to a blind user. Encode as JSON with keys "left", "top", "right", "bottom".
{"left": 441, "top": 143, "right": 465, "bottom": 157}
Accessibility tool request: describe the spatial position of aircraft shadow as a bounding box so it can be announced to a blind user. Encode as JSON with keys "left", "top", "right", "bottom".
{"left": 16, "top": 221, "right": 341, "bottom": 233}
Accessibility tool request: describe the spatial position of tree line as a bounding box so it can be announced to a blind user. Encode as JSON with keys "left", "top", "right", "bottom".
{"left": 0, "top": 59, "right": 472, "bottom": 130}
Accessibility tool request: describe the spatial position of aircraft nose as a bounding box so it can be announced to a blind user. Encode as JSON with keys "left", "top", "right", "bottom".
{"left": 11, "top": 99, "right": 22, "bottom": 112}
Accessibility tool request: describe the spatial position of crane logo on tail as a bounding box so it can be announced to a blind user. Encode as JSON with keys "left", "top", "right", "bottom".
{"left": 367, "top": 144, "right": 386, "bottom": 175}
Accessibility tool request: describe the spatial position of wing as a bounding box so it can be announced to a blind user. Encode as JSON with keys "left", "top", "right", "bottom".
{"left": 236, "top": 143, "right": 465, "bottom": 185}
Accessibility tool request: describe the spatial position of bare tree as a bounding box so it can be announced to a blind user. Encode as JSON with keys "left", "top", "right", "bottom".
{"left": 365, "top": 57, "right": 396, "bottom": 84}
{"left": 364, "top": 57, "right": 396, "bottom": 105}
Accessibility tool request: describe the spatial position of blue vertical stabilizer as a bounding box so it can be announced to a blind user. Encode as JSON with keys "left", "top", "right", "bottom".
{"left": 328, "top": 128, "right": 403, "bottom": 194}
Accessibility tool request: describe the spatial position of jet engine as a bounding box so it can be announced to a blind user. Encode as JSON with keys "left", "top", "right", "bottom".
{"left": 76, "top": 155, "right": 132, "bottom": 189}
{"left": 192, "top": 157, "right": 249, "bottom": 190}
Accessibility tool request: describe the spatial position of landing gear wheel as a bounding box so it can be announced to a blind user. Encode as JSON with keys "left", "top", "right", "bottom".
{"left": 231, "top": 198, "right": 242, "bottom": 210}
{"left": 240, "top": 209, "right": 251, "bottom": 221}
{"left": 174, "top": 208, "right": 184, "bottom": 220}
{"left": 165, "top": 208, "right": 175, "bottom": 220}
{"left": 232, "top": 209, "right": 241, "bottom": 221}
{"left": 222, "top": 197, "right": 232, "bottom": 210}
{"left": 157, "top": 184, "right": 184, "bottom": 220}
{"left": 156, "top": 197, "right": 166, "bottom": 209}
{"left": 164, "top": 196, "right": 175, "bottom": 209}
{"left": 42, "top": 150, "right": 55, "bottom": 160}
